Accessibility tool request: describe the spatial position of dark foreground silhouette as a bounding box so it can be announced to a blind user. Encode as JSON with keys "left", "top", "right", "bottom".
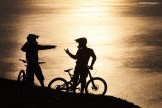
{"left": 0, "top": 78, "right": 140, "bottom": 108}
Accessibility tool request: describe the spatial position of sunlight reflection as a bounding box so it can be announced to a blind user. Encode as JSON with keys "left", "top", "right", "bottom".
{"left": 2, "top": 0, "right": 162, "bottom": 107}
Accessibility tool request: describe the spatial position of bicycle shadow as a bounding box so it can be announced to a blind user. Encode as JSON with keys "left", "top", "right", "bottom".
{"left": 0, "top": 78, "right": 140, "bottom": 108}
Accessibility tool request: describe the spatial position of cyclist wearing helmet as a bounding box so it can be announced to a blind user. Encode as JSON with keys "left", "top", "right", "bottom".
{"left": 65, "top": 37, "right": 96, "bottom": 94}
{"left": 21, "top": 34, "right": 56, "bottom": 94}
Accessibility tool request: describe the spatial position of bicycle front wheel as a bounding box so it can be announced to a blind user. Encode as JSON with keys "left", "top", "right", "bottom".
{"left": 85, "top": 77, "right": 107, "bottom": 96}
{"left": 48, "top": 78, "right": 69, "bottom": 99}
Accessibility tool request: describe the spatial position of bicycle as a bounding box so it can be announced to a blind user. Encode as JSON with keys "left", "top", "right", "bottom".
{"left": 48, "top": 67, "right": 107, "bottom": 99}
{"left": 17, "top": 59, "right": 45, "bottom": 93}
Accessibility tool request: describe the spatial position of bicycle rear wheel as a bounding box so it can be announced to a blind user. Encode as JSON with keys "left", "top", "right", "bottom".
{"left": 85, "top": 77, "right": 107, "bottom": 96}
{"left": 48, "top": 78, "right": 69, "bottom": 99}
{"left": 17, "top": 70, "right": 26, "bottom": 93}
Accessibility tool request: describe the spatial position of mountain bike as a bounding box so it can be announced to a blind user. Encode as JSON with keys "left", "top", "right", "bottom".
{"left": 48, "top": 68, "right": 107, "bottom": 99}
{"left": 17, "top": 59, "right": 45, "bottom": 93}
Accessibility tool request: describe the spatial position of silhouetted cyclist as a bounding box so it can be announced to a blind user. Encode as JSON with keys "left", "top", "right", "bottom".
{"left": 65, "top": 37, "right": 96, "bottom": 94}
{"left": 21, "top": 34, "right": 56, "bottom": 95}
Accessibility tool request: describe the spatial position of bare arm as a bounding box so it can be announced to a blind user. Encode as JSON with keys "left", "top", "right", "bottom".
{"left": 38, "top": 45, "right": 57, "bottom": 50}
{"left": 64, "top": 48, "right": 77, "bottom": 60}
{"left": 89, "top": 50, "right": 97, "bottom": 70}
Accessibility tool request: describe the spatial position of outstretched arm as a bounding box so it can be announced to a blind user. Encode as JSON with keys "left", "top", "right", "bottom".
{"left": 64, "top": 48, "right": 77, "bottom": 60}
{"left": 38, "top": 45, "right": 57, "bottom": 50}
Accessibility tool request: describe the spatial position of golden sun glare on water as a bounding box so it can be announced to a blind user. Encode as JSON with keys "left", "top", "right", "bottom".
{"left": 64, "top": 0, "right": 121, "bottom": 44}
{"left": 10, "top": 1, "right": 162, "bottom": 108}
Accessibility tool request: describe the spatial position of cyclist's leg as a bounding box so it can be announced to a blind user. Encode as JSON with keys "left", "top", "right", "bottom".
{"left": 71, "top": 67, "right": 80, "bottom": 91}
{"left": 80, "top": 77, "right": 86, "bottom": 94}
{"left": 35, "top": 64, "right": 45, "bottom": 89}
{"left": 80, "top": 68, "right": 88, "bottom": 94}
{"left": 27, "top": 64, "right": 35, "bottom": 96}
{"left": 26, "top": 72, "right": 34, "bottom": 96}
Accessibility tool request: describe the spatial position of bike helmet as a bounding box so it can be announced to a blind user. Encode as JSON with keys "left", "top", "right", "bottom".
{"left": 75, "top": 37, "right": 87, "bottom": 45}
{"left": 27, "top": 34, "right": 39, "bottom": 42}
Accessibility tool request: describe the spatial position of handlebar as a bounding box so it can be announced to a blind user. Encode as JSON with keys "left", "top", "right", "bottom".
{"left": 38, "top": 62, "right": 46, "bottom": 64}
{"left": 19, "top": 59, "right": 27, "bottom": 63}
{"left": 19, "top": 59, "right": 46, "bottom": 64}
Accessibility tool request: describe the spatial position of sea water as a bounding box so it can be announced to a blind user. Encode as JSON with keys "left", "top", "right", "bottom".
{"left": 0, "top": 0, "right": 162, "bottom": 108}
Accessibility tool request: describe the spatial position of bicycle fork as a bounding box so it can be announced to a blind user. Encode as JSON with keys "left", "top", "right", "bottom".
{"left": 88, "top": 72, "right": 97, "bottom": 90}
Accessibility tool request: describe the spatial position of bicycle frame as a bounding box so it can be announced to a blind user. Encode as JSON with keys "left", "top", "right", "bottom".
{"left": 64, "top": 68, "right": 95, "bottom": 91}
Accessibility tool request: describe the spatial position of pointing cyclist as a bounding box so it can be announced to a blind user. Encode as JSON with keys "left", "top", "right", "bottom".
{"left": 21, "top": 34, "right": 56, "bottom": 95}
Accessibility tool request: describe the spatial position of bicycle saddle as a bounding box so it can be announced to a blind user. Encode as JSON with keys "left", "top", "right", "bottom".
{"left": 64, "top": 68, "right": 73, "bottom": 72}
